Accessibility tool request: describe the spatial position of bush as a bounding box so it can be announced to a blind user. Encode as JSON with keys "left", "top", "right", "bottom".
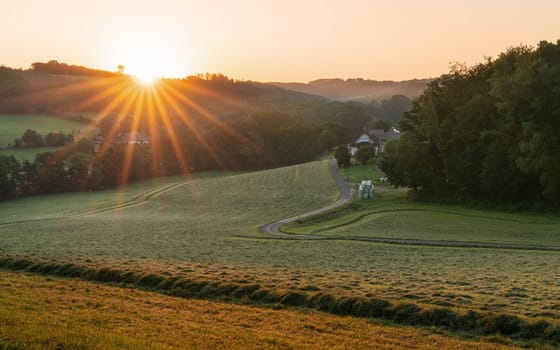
{"left": 334, "top": 145, "right": 351, "bottom": 168}
{"left": 355, "top": 145, "right": 376, "bottom": 165}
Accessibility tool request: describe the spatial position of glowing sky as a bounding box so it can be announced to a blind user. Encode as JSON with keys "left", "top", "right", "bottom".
{"left": 1, "top": 0, "right": 559, "bottom": 81}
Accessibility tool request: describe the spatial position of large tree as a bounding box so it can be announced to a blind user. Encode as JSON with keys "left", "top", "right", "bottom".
{"left": 334, "top": 145, "right": 351, "bottom": 168}
{"left": 381, "top": 40, "right": 560, "bottom": 208}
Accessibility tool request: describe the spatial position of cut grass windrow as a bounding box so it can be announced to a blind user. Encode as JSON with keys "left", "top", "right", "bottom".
{"left": 0, "top": 256, "right": 558, "bottom": 348}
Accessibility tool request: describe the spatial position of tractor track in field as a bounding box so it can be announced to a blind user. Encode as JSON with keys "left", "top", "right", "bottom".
{"left": 0, "top": 180, "right": 189, "bottom": 227}
{"left": 260, "top": 159, "right": 560, "bottom": 252}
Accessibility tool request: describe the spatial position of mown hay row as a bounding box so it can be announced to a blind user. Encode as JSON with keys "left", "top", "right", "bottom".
{"left": 0, "top": 256, "right": 558, "bottom": 346}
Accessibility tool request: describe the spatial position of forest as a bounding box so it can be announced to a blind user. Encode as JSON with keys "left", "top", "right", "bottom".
{"left": 0, "top": 61, "right": 413, "bottom": 200}
{"left": 381, "top": 40, "right": 560, "bottom": 210}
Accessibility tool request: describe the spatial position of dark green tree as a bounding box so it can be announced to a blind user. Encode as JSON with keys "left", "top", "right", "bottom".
{"left": 381, "top": 40, "right": 560, "bottom": 208}
{"left": 22, "top": 129, "right": 44, "bottom": 146}
{"left": 354, "top": 145, "right": 377, "bottom": 165}
{"left": 334, "top": 145, "right": 351, "bottom": 168}
{"left": 0, "top": 155, "right": 22, "bottom": 200}
{"left": 318, "top": 129, "right": 337, "bottom": 150}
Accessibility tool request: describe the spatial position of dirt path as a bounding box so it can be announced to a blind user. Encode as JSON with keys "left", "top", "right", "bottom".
{"left": 259, "top": 160, "right": 560, "bottom": 252}
{"left": 260, "top": 158, "right": 352, "bottom": 236}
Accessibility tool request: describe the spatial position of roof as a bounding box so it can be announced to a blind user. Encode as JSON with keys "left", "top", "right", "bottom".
{"left": 355, "top": 133, "right": 371, "bottom": 144}
{"left": 369, "top": 128, "right": 401, "bottom": 142}
{"left": 123, "top": 132, "right": 150, "bottom": 143}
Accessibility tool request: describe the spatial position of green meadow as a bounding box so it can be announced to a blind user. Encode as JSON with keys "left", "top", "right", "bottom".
{"left": 0, "top": 146, "right": 63, "bottom": 162}
{"left": 0, "top": 114, "right": 95, "bottom": 147}
{"left": 1, "top": 159, "right": 559, "bottom": 346}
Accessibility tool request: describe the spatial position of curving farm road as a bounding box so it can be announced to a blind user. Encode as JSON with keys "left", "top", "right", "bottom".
{"left": 260, "top": 158, "right": 352, "bottom": 236}
{"left": 259, "top": 159, "right": 560, "bottom": 252}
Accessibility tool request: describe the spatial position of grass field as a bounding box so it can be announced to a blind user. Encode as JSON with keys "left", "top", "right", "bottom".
{"left": 284, "top": 189, "right": 560, "bottom": 246}
{"left": 339, "top": 161, "right": 386, "bottom": 184}
{"left": 0, "top": 271, "right": 517, "bottom": 350}
{"left": 0, "top": 146, "right": 63, "bottom": 161}
{"left": 1, "top": 159, "right": 559, "bottom": 346}
{"left": 0, "top": 114, "right": 97, "bottom": 148}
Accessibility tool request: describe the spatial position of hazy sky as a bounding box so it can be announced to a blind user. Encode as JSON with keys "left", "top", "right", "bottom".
{"left": 1, "top": 0, "right": 559, "bottom": 81}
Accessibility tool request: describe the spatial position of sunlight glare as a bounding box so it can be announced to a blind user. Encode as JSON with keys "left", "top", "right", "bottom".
{"left": 108, "top": 28, "right": 186, "bottom": 83}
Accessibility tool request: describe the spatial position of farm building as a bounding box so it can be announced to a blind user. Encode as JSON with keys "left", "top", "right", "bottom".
{"left": 120, "top": 132, "right": 151, "bottom": 145}
{"left": 350, "top": 133, "right": 375, "bottom": 156}
{"left": 350, "top": 128, "right": 401, "bottom": 156}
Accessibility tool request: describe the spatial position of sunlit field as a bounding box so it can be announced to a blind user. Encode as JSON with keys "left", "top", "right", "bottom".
{"left": 0, "top": 114, "right": 94, "bottom": 147}
{"left": 0, "top": 271, "right": 520, "bottom": 350}
{"left": 1, "top": 158, "right": 559, "bottom": 337}
{"left": 0, "top": 146, "right": 63, "bottom": 162}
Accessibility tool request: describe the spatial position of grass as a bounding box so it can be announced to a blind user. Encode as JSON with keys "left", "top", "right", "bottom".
{"left": 1, "top": 257, "right": 558, "bottom": 347}
{"left": 0, "top": 270, "right": 524, "bottom": 349}
{"left": 0, "top": 146, "right": 63, "bottom": 162}
{"left": 0, "top": 114, "right": 97, "bottom": 148}
{"left": 0, "top": 159, "right": 559, "bottom": 345}
{"left": 284, "top": 188, "right": 560, "bottom": 246}
{"left": 339, "top": 160, "right": 386, "bottom": 184}
{"left": 0, "top": 171, "right": 238, "bottom": 224}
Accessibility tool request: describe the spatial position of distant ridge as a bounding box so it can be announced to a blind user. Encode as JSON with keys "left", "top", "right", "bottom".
{"left": 270, "top": 78, "right": 430, "bottom": 102}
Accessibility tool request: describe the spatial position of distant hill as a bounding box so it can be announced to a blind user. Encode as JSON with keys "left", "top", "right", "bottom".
{"left": 0, "top": 64, "right": 326, "bottom": 118}
{"left": 270, "top": 78, "right": 430, "bottom": 102}
{"left": 0, "top": 61, "right": 414, "bottom": 146}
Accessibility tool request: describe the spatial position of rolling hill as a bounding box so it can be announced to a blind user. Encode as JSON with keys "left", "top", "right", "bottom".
{"left": 271, "top": 78, "right": 430, "bottom": 102}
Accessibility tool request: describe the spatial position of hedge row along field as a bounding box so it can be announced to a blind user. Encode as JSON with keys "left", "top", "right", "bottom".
{"left": 1, "top": 257, "right": 557, "bottom": 347}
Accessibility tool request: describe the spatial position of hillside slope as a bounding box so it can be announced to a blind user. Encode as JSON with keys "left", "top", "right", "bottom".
{"left": 271, "top": 78, "right": 429, "bottom": 101}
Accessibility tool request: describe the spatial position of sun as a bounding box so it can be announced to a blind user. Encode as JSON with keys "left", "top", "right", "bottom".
{"left": 108, "top": 28, "right": 186, "bottom": 84}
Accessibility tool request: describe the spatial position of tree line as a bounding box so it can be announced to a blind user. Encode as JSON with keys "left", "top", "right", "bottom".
{"left": 12, "top": 129, "right": 74, "bottom": 148}
{"left": 381, "top": 40, "right": 560, "bottom": 210}
{"left": 0, "top": 112, "right": 346, "bottom": 200}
